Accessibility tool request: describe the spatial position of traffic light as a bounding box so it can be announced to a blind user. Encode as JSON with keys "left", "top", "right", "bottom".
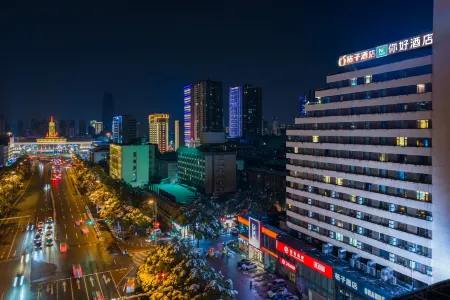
{"left": 104, "top": 219, "right": 109, "bottom": 224}
{"left": 151, "top": 234, "right": 155, "bottom": 241}
{"left": 154, "top": 222, "right": 160, "bottom": 229}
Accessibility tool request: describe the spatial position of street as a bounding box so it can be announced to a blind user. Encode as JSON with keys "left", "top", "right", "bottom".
{"left": 0, "top": 161, "right": 137, "bottom": 300}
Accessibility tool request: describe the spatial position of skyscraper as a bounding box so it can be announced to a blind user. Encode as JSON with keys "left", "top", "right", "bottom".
{"left": 149, "top": 114, "right": 169, "bottom": 153}
{"left": 78, "top": 120, "right": 86, "bottom": 137}
{"left": 66, "top": 120, "right": 75, "bottom": 137}
{"left": 102, "top": 92, "right": 115, "bottom": 132}
{"left": 229, "top": 85, "right": 262, "bottom": 139}
{"left": 174, "top": 120, "right": 180, "bottom": 151}
{"left": 112, "top": 115, "right": 137, "bottom": 144}
{"left": 184, "top": 79, "right": 223, "bottom": 146}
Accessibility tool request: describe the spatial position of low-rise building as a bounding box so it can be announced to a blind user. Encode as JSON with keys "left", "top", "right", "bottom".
{"left": 155, "top": 152, "right": 177, "bottom": 183}
{"left": 177, "top": 145, "right": 236, "bottom": 195}
{"left": 89, "top": 145, "right": 109, "bottom": 163}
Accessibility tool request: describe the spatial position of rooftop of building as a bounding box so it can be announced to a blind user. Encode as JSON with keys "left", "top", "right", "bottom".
{"left": 89, "top": 147, "right": 110, "bottom": 153}
{"left": 153, "top": 183, "right": 199, "bottom": 204}
{"left": 156, "top": 151, "right": 177, "bottom": 161}
{"left": 246, "top": 167, "right": 286, "bottom": 177}
{"left": 177, "top": 145, "right": 236, "bottom": 155}
{"left": 393, "top": 279, "right": 450, "bottom": 300}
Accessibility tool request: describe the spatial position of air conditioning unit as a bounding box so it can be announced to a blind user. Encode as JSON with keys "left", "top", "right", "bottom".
{"left": 322, "top": 243, "right": 330, "bottom": 254}
{"left": 381, "top": 274, "right": 389, "bottom": 281}
{"left": 369, "top": 267, "right": 376, "bottom": 277}
{"left": 377, "top": 270, "right": 381, "bottom": 278}
{"left": 426, "top": 216, "right": 433, "bottom": 221}
{"left": 349, "top": 258, "right": 355, "bottom": 268}
{"left": 356, "top": 261, "right": 361, "bottom": 269}
{"left": 361, "top": 263, "right": 367, "bottom": 273}
{"left": 381, "top": 267, "right": 393, "bottom": 280}
{"left": 390, "top": 277, "right": 397, "bottom": 285}
{"left": 409, "top": 247, "right": 416, "bottom": 253}
{"left": 357, "top": 197, "right": 363, "bottom": 204}
{"left": 327, "top": 243, "right": 334, "bottom": 253}
{"left": 352, "top": 254, "right": 361, "bottom": 261}
{"left": 367, "top": 260, "right": 376, "bottom": 268}
{"left": 338, "top": 248, "right": 347, "bottom": 259}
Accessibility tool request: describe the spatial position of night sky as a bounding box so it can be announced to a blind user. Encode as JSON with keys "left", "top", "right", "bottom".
{"left": 2, "top": 0, "right": 433, "bottom": 126}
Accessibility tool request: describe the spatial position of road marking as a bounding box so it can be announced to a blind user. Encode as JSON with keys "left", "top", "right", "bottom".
{"left": 78, "top": 244, "right": 80, "bottom": 248}
{"left": 13, "top": 250, "right": 16, "bottom": 257}
{"left": 7, "top": 218, "right": 22, "bottom": 258}
{"left": 63, "top": 216, "right": 65, "bottom": 219}
{"left": 76, "top": 233, "right": 78, "bottom": 238}
{"left": 89, "top": 276, "right": 95, "bottom": 287}
{"left": 66, "top": 234, "right": 68, "bottom": 239}
{"left": 64, "top": 224, "right": 66, "bottom": 228}
{"left": 70, "top": 278, "right": 75, "bottom": 300}
{"left": 70, "top": 208, "right": 71, "bottom": 212}
{"left": 82, "top": 277, "right": 89, "bottom": 299}
{"left": 71, "top": 215, "right": 73, "bottom": 219}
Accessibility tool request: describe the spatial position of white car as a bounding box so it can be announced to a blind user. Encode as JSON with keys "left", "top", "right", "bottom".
{"left": 267, "top": 287, "right": 287, "bottom": 299}
{"left": 46, "top": 217, "right": 53, "bottom": 224}
{"left": 241, "top": 263, "right": 257, "bottom": 271}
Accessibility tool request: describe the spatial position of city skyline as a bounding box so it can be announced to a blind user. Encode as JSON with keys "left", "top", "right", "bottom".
{"left": 2, "top": 1, "right": 432, "bottom": 125}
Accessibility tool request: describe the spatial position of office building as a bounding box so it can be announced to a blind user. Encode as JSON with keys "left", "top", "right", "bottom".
{"left": 148, "top": 114, "right": 169, "bottom": 153}
{"left": 78, "top": 120, "right": 86, "bottom": 137}
{"left": 184, "top": 79, "right": 223, "bottom": 147}
{"left": 174, "top": 120, "right": 180, "bottom": 151}
{"left": 57, "top": 120, "right": 66, "bottom": 136}
{"left": 177, "top": 145, "right": 236, "bottom": 195}
{"left": 155, "top": 152, "right": 178, "bottom": 183}
{"left": 286, "top": 25, "right": 445, "bottom": 291}
{"left": 110, "top": 143, "right": 151, "bottom": 187}
{"left": 90, "top": 120, "right": 103, "bottom": 135}
{"left": 229, "top": 85, "right": 262, "bottom": 139}
{"left": 112, "top": 115, "right": 137, "bottom": 144}
{"left": 102, "top": 92, "right": 115, "bottom": 131}
{"left": 66, "top": 120, "right": 75, "bottom": 137}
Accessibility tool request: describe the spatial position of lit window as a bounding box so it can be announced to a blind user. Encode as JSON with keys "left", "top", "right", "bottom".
{"left": 316, "top": 97, "right": 322, "bottom": 104}
{"left": 417, "top": 191, "right": 429, "bottom": 201}
{"left": 336, "top": 178, "right": 343, "bottom": 186}
{"left": 336, "top": 233, "right": 344, "bottom": 241}
{"left": 417, "top": 84, "right": 425, "bottom": 94}
{"left": 396, "top": 137, "right": 408, "bottom": 146}
{"left": 379, "top": 153, "right": 388, "bottom": 161}
{"left": 350, "top": 78, "right": 357, "bottom": 86}
{"left": 349, "top": 238, "right": 358, "bottom": 247}
{"left": 323, "top": 176, "right": 331, "bottom": 183}
{"left": 312, "top": 136, "right": 319, "bottom": 143}
{"left": 350, "top": 195, "right": 356, "bottom": 202}
{"left": 365, "top": 75, "right": 372, "bottom": 84}
{"left": 417, "top": 120, "right": 429, "bottom": 129}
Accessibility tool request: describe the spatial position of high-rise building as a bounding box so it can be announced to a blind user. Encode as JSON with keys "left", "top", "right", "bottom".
{"left": 102, "top": 92, "right": 115, "bottom": 131}
{"left": 229, "top": 85, "right": 262, "bottom": 139}
{"left": 17, "top": 120, "right": 24, "bottom": 137}
{"left": 31, "top": 119, "right": 39, "bottom": 136}
{"left": 0, "top": 114, "right": 5, "bottom": 135}
{"left": 148, "top": 114, "right": 169, "bottom": 153}
{"left": 66, "top": 120, "right": 75, "bottom": 137}
{"left": 112, "top": 115, "right": 137, "bottom": 144}
{"left": 184, "top": 79, "right": 223, "bottom": 146}
{"left": 286, "top": 26, "right": 444, "bottom": 290}
{"left": 78, "top": 120, "right": 86, "bottom": 137}
{"left": 90, "top": 120, "right": 103, "bottom": 135}
{"left": 174, "top": 120, "right": 180, "bottom": 151}
{"left": 58, "top": 120, "right": 66, "bottom": 136}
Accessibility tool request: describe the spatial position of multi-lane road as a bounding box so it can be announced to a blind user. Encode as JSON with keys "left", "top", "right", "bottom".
{"left": 0, "top": 160, "right": 138, "bottom": 300}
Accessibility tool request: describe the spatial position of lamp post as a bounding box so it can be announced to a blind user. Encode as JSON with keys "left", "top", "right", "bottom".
{"left": 149, "top": 199, "right": 157, "bottom": 227}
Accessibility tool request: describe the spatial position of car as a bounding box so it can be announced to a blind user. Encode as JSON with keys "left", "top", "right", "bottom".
{"left": 26, "top": 223, "right": 34, "bottom": 231}
{"left": 125, "top": 277, "right": 136, "bottom": 293}
{"left": 60, "top": 243, "right": 68, "bottom": 252}
{"left": 35, "top": 241, "right": 43, "bottom": 250}
{"left": 37, "top": 222, "right": 44, "bottom": 228}
{"left": 46, "top": 217, "right": 53, "bottom": 223}
{"left": 92, "top": 291, "right": 104, "bottom": 300}
{"left": 268, "top": 278, "right": 287, "bottom": 289}
{"left": 13, "top": 273, "right": 24, "bottom": 287}
{"left": 81, "top": 227, "right": 89, "bottom": 234}
{"left": 240, "top": 263, "right": 257, "bottom": 271}
{"left": 193, "top": 248, "right": 206, "bottom": 257}
{"left": 236, "top": 259, "right": 252, "bottom": 267}
{"left": 230, "top": 227, "right": 239, "bottom": 235}
{"left": 73, "top": 264, "right": 83, "bottom": 278}
{"left": 45, "top": 231, "right": 52, "bottom": 238}
{"left": 46, "top": 224, "right": 53, "bottom": 230}
{"left": 152, "top": 229, "right": 162, "bottom": 235}
{"left": 75, "top": 220, "right": 82, "bottom": 226}
{"left": 273, "top": 290, "right": 290, "bottom": 300}
{"left": 267, "top": 287, "right": 288, "bottom": 299}
{"left": 46, "top": 237, "right": 53, "bottom": 246}
{"left": 20, "top": 251, "right": 30, "bottom": 264}
{"left": 34, "top": 233, "right": 42, "bottom": 241}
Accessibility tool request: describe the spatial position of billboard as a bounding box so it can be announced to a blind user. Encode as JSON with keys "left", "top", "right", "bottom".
{"left": 338, "top": 33, "right": 433, "bottom": 67}
{"left": 334, "top": 270, "right": 392, "bottom": 300}
{"left": 248, "top": 217, "right": 261, "bottom": 248}
{"left": 276, "top": 240, "right": 332, "bottom": 279}
{"left": 279, "top": 257, "right": 296, "bottom": 272}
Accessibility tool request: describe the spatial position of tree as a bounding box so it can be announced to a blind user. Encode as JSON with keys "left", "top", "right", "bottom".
{"left": 137, "top": 238, "right": 237, "bottom": 300}
{"left": 176, "top": 197, "right": 221, "bottom": 248}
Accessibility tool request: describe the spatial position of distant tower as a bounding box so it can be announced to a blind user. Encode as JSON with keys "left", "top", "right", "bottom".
{"left": 149, "top": 114, "right": 169, "bottom": 153}
{"left": 102, "top": 92, "right": 115, "bottom": 132}
{"left": 174, "top": 120, "right": 180, "bottom": 151}
{"left": 48, "top": 116, "right": 57, "bottom": 138}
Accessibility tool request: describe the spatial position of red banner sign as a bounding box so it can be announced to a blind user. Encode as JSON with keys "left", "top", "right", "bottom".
{"left": 279, "top": 257, "right": 296, "bottom": 272}
{"left": 276, "top": 241, "right": 332, "bottom": 278}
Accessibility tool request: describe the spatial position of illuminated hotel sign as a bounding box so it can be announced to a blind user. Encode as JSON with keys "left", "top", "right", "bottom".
{"left": 279, "top": 257, "right": 296, "bottom": 272}
{"left": 338, "top": 33, "right": 433, "bottom": 67}
{"left": 334, "top": 270, "right": 392, "bottom": 300}
{"left": 248, "top": 217, "right": 261, "bottom": 248}
{"left": 276, "top": 241, "right": 332, "bottom": 278}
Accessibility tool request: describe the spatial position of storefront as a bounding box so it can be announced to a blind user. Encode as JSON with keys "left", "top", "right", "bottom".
{"left": 334, "top": 269, "right": 394, "bottom": 300}
{"left": 249, "top": 245, "right": 264, "bottom": 266}
{"left": 238, "top": 235, "right": 249, "bottom": 253}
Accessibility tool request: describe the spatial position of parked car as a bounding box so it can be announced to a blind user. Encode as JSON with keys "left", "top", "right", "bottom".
{"left": 268, "top": 278, "right": 287, "bottom": 289}
{"left": 236, "top": 259, "right": 251, "bottom": 267}
{"left": 267, "top": 287, "right": 288, "bottom": 299}
{"left": 273, "top": 290, "right": 290, "bottom": 300}
{"left": 241, "top": 263, "right": 257, "bottom": 271}
{"left": 230, "top": 227, "right": 239, "bottom": 235}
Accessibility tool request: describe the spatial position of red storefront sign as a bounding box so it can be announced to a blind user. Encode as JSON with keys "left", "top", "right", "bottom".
{"left": 276, "top": 241, "right": 332, "bottom": 279}
{"left": 279, "top": 257, "right": 296, "bottom": 272}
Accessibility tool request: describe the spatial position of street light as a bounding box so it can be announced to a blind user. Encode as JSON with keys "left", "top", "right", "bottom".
{"left": 148, "top": 199, "right": 157, "bottom": 228}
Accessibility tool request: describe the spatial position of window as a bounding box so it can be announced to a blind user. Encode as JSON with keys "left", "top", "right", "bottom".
{"left": 294, "top": 147, "right": 299, "bottom": 153}
{"left": 336, "top": 232, "right": 344, "bottom": 241}
{"left": 417, "top": 191, "right": 429, "bottom": 201}
{"left": 312, "top": 136, "right": 319, "bottom": 143}
{"left": 379, "top": 153, "right": 388, "bottom": 161}
{"left": 396, "top": 137, "right": 408, "bottom": 146}
{"left": 350, "top": 78, "right": 357, "bottom": 86}
{"left": 349, "top": 238, "right": 358, "bottom": 247}
{"left": 336, "top": 178, "right": 343, "bottom": 186}
{"left": 323, "top": 176, "right": 331, "bottom": 183}
{"left": 350, "top": 195, "right": 356, "bottom": 202}
{"left": 417, "top": 120, "right": 429, "bottom": 129}
{"left": 365, "top": 75, "right": 372, "bottom": 84}
{"left": 417, "top": 84, "right": 425, "bottom": 94}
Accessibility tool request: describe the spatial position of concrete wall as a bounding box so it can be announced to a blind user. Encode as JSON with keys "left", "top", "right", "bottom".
{"left": 431, "top": 0, "right": 450, "bottom": 284}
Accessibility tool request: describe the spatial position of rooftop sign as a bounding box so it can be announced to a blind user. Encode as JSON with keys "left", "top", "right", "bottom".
{"left": 338, "top": 33, "right": 433, "bottom": 67}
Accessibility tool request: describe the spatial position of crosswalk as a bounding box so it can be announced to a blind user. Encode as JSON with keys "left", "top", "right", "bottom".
{"left": 130, "top": 250, "right": 150, "bottom": 266}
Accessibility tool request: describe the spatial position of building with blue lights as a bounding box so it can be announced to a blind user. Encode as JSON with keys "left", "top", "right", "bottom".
{"left": 229, "top": 85, "right": 262, "bottom": 139}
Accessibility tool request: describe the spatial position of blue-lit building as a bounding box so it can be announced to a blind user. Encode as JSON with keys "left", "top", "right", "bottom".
{"left": 228, "top": 84, "right": 262, "bottom": 139}
{"left": 112, "top": 115, "right": 137, "bottom": 145}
